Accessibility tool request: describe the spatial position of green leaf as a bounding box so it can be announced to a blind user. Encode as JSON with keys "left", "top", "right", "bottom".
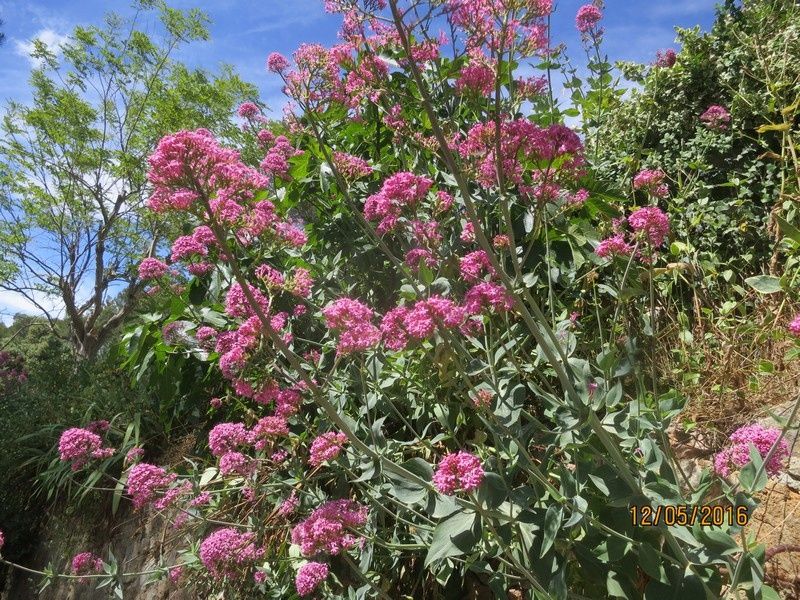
{"left": 476, "top": 472, "right": 506, "bottom": 509}
{"left": 739, "top": 444, "right": 768, "bottom": 493}
{"left": 540, "top": 505, "right": 562, "bottom": 557}
{"left": 775, "top": 215, "right": 800, "bottom": 245}
{"left": 638, "top": 544, "right": 664, "bottom": 582}
{"left": 425, "top": 509, "right": 481, "bottom": 567}
{"left": 744, "top": 275, "right": 782, "bottom": 294}
{"left": 386, "top": 458, "right": 431, "bottom": 505}
{"left": 761, "top": 586, "right": 782, "bottom": 600}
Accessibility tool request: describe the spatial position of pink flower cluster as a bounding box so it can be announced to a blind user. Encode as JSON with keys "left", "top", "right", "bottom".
{"left": 628, "top": 206, "right": 671, "bottom": 247}
{"left": 147, "top": 130, "right": 307, "bottom": 254}
{"left": 237, "top": 102, "right": 262, "bottom": 120}
{"left": 260, "top": 135, "right": 304, "bottom": 180}
{"left": 457, "top": 120, "right": 584, "bottom": 189}
{"left": 459, "top": 250, "right": 496, "bottom": 282}
{"left": 655, "top": 48, "right": 677, "bottom": 68}
{"left": 596, "top": 206, "right": 670, "bottom": 259}
{"left": 713, "top": 424, "right": 789, "bottom": 477}
{"left": 71, "top": 552, "right": 103, "bottom": 578}
{"left": 788, "top": 314, "right": 800, "bottom": 337}
{"left": 700, "top": 105, "right": 731, "bottom": 130}
{"left": 633, "top": 169, "right": 669, "bottom": 198}
{"left": 266, "top": 52, "right": 290, "bottom": 73}
{"left": 58, "top": 427, "right": 115, "bottom": 471}
{"left": 364, "top": 172, "right": 433, "bottom": 234}
{"left": 433, "top": 451, "right": 485, "bottom": 495}
{"left": 322, "top": 298, "right": 381, "bottom": 354}
{"left": 126, "top": 463, "right": 178, "bottom": 510}
{"left": 0, "top": 530, "right": 4, "bottom": 553}
{"left": 199, "top": 528, "right": 265, "bottom": 579}
{"left": 209, "top": 422, "right": 252, "bottom": 456}
{"left": 309, "top": 432, "right": 348, "bottom": 466}
{"left": 595, "top": 235, "right": 632, "bottom": 259}
{"left": 219, "top": 451, "right": 256, "bottom": 477}
{"left": 344, "top": 54, "right": 389, "bottom": 108}
{"left": 291, "top": 499, "right": 368, "bottom": 556}
{"left": 277, "top": 491, "right": 300, "bottom": 517}
{"left": 471, "top": 388, "right": 494, "bottom": 409}
{"left": 445, "top": 0, "right": 551, "bottom": 55}
{"left": 332, "top": 152, "right": 373, "bottom": 180}
{"left": 147, "top": 129, "right": 265, "bottom": 212}
{"left": 296, "top": 562, "right": 329, "bottom": 596}
{"left": 456, "top": 58, "right": 495, "bottom": 96}
{"left": 575, "top": 4, "right": 603, "bottom": 37}
{"left": 405, "top": 247, "right": 437, "bottom": 271}
{"left": 137, "top": 257, "right": 168, "bottom": 280}
{"left": 380, "top": 294, "right": 490, "bottom": 351}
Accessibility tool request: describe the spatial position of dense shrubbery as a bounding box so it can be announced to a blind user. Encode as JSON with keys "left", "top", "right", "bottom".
{"left": 1, "top": 0, "right": 800, "bottom": 599}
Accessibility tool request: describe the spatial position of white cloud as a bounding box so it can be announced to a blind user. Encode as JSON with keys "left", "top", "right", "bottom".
{"left": 14, "top": 28, "right": 69, "bottom": 67}
{"left": 0, "top": 288, "right": 65, "bottom": 325}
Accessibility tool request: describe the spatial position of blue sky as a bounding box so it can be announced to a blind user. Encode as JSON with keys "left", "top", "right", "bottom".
{"left": 0, "top": 0, "right": 720, "bottom": 323}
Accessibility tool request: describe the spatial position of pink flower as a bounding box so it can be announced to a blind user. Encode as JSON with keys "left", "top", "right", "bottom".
{"left": 124, "top": 447, "right": 145, "bottom": 465}
{"left": 169, "top": 566, "right": 184, "bottom": 583}
{"left": 138, "top": 258, "right": 168, "bottom": 280}
{"left": 471, "top": 389, "right": 494, "bottom": 409}
{"left": 71, "top": 552, "right": 103, "bottom": 578}
{"left": 296, "top": 562, "right": 329, "bottom": 596}
{"left": 289, "top": 268, "right": 314, "bottom": 298}
{"left": 0, "top": 530, "right": 5, "bottom": 553}
{"left": 460, "top": 222, "right": 475, "bottom": 243}
{"left": 237, "top": 102, "right": 261, "bottom": 119}
{"left": 199, "top": 528, "right": 264, "bottom": 579}
{"left": 251, "top": 416, "right": 289, "bottom": 445}
{"left": 459, "top": 250, "right": 495, "bottom": 282}
{"left": 492, "top": 234, "right": 511, "bottom": 250}
{"left": 291, "top": 499, "right": 368, "bottom": 556}
{"left": 714, "top": 424, "right": 789, "bottom": 477}
{"left": 209, "top": 422, "right": 252, "bottom": 457}
{"left": 456, "top": 61, "right": 495, "bottom": 96}
{"left": 332, "top": 152, "right": 373, "bottom": 180}
{"left": 464, "top": 282, "right": 514, "bottom": 314}
{"left": 568, "top": 189, "right": 590, "bottom": 206}
{"left": 595, "top": 235, "right": 633, "bottom": 258}
{"left": 627, "top": 206, "right": 670, "bottom": 247}
{"left": 267, "top": 52, "right": 290, "bottom": 73}
{"left": 633, "top": 169, "right": 669, "bottom": 198}
{"left": 655, "top": 49, "right": 677, "bottom": 68}
{"left": 433, "top": 451, "right": 484, "bottom": 495}
{"left": 789, "top": 315, "right": 800, "bottom": 337}
{"left": 575, "top": 4, "right": 603, "bottom": 34}
{"left": 277, "top": 491, "right": 300, "bottom": 517}
{"left": 147, "top": 129, "right": 265, "bottom": 214}
{"left": 126, "top": 463, "right": 177, "bottom": 509}
{"left": 170, "top": 235, "right": 208, "bottom": 262}
{"left": 254, "top": 571, "right": 268, "bottom": 584}
{"left": 219, "top": 451, "right": 256, "bottom": 477}
{"left": 363, "top": 172, "right": 433, "bottom": 233}
{"left": 700, "top": 105, "right": 731, "bottom": 130}
{"left": 190, "top": 492, "right": 212, "bottom": 507}
{"left": 322, "top": 298, "right": 381, "bottom": 355}
{"left": 58, "top": 427, "right": 115, "bottom": 471}
{"left": 309, "top": 432, "right": 348, "bottom": 466}
{"left": 405, "top": 248, "right": 437, "bottom": 271}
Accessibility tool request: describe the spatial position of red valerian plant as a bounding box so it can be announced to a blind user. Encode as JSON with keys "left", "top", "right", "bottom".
{"left": 2, "top": 1, "right": 789, "bottom": 598}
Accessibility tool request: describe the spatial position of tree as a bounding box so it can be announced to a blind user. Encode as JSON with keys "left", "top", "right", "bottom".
{"left": 0, "top": 1, "right": 257, "bottom": 359}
